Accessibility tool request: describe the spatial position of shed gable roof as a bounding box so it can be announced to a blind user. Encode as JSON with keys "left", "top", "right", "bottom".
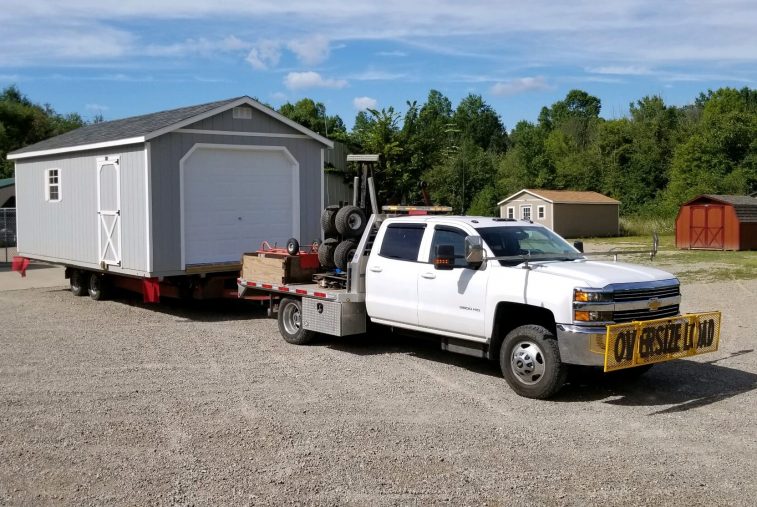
{"left": 498, "top": 188, "right": 620, "bottom": 205}
{"left": 685, "top": 194, "right": 757, "bottom": 223}
{"left": 8, "top": 96, "right": 332, "bottom": 160}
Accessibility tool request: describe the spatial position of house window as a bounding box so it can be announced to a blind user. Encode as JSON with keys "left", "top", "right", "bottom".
{"left": 232, "top": 106, "right": 253, "bottom": 120}
{"left": 521, "top": 205, "right": 532, "bottom": 221}
{"left": 538, "top": 205, "right": 545, "bottom": 219}
{"left": 46, "top": 169, "right": 61, "bottom": 202}
{"left": 507, "top": 207, "right": 515, "bottom": 219}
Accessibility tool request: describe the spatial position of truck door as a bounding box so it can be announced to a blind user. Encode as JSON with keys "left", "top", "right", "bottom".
{"left": 365, "top": 223, "right": 426, "bottom": 326}
{"left": 417, "top": 225, "right": 488, "bottom": 338}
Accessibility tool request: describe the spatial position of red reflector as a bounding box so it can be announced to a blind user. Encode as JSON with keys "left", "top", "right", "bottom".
{"left": 278, "top": 287, "right": 289, "bottom": 292}
{"left": 314, "top": 292, "right": 327, "bottom": 298}
{"left": 262, "top": 283, "right": 272, "bottom": 289}
{"left": 249, "top": 282, "right": 257, "bottom": 287}
{"left": 295, "top": 289, "right": 307, "bottom": 295}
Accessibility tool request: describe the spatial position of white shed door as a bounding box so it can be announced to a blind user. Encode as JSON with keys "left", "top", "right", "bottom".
{"left": 182, "top": 146, "right": 298, "bottom": 267}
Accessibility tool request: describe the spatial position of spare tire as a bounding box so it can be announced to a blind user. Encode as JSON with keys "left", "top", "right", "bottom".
{"left": 334, "top": 240, "right": 358, "bottom": 271}
{"left": 317, "top": 238, "right": 338, "bottom": 268}
{"left": 335, "top": 205, "right": 367, "bottom": 238}
{"left": 320, "top": 205, "right": 339, "bottom": 237}
{"left": 286, "top": 238, "right": 300, "bottom": 256}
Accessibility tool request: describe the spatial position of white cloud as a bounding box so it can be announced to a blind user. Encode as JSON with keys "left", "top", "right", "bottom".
{"left": 287, "top": 35, "right": 330, "bottom": 66}
{"left": 353, "top": 96, "right": 377, "bottom": 111}
{"left": 284, "top": 71, "right": 347, "bottom": 90}
{"left": 377, "top": 50, "right": 407, "bottom": 57}
{"left": 270, "top": 91, "right": 288, "bottom": 102}
{"left": 490, "top": 76, "right": 551, "bottom": 96}
{"left": 245, "top": 39, "right": 281, "bottom": 70}
{"left": 85, "top": 103, "right": 109, "bottom": 111}
{"left": 587, "top": 65, "right": 652, "bottom": 76}
{"left": 349, "top": 69, "right": 407, "bottom": 81}
{"left": 146, "top": 35, "right": 248, "bottom": 57}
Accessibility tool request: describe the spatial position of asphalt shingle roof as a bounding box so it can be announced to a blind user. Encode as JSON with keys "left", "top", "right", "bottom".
{"left": 9, "top": 97, "right": 244, "bottom": 155}
{"left": 702, "top": 194, "right": 757, "bottom": 223}
{"left": 524, "top": 189, "right": 620, "bottom": 204}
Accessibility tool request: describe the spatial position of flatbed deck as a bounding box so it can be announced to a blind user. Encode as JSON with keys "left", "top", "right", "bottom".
{"left": 237, "top": 278, "right": 364, "bottom": 303}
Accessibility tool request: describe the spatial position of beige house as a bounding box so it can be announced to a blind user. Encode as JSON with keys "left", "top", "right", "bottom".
{"left": 497, "top": 189, "right": 620, "bottom": 238}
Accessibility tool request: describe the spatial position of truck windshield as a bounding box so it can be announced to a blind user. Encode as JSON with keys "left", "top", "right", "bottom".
{"left": 477, "top": 226, "right": 582, "bottom": 266}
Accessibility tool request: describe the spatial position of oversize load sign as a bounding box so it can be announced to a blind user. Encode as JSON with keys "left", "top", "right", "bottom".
{"left": 604, "top": 312, "right": 721, "bottom": 372}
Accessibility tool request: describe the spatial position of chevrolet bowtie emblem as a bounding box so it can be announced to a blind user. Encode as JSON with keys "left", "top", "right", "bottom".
{"left": 648, "top": 298, "right": 662, "bottom": 311}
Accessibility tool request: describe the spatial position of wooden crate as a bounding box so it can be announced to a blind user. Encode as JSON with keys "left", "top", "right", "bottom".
{"left": 241, "top": 252, "right": 319, "bottom": 284}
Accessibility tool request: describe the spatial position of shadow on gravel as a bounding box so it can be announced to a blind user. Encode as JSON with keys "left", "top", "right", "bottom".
{"left": 555, "top": 349, "right": 757, "bottom": 413}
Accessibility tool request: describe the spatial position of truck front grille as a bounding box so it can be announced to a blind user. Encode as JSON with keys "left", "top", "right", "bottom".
{"left": 610, "top": 281, "right": 681, "bottom": 323}
{"left": 613, "top": 304, "right": 680, "bottom": 323}
{"left": 613, "top": 285, "right": 680, "bottom": 302}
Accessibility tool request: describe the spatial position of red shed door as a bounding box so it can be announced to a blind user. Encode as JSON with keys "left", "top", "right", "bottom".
{"left": 689, "top": 205, "right": 724, "bottom": 249}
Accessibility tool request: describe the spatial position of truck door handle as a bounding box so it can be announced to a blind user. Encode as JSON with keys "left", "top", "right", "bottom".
{"left": 421, "top": 272, "right": 436, "bottom": 279}
{"left": 369, "top": 266, "right": 382, "bottom": 273}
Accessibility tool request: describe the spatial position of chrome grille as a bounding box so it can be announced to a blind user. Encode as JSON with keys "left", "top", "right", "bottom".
{"left": 613, "top": 304, "right": 680, "bottom": 323}
{"left": 613, "top": 285, "right": 680, "bottom": 302}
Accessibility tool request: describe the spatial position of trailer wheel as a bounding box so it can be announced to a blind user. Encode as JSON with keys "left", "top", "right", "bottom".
{"left": 317, "top": 238, "right": 337, "bottom": 268}
{"left": 320, "top": 206, "right": 339, "bottom": 237}
{"left": 277, "top": 298, "right": 316, "bottom": 345}
{"left": 334, "top": 240, "right": 358, "bottom": 271}
{"left": 335, "top": 205, "right": 367, "bottom": 238}
{"left": 499, "top": 325, "right": 567, "bottom": 399}
{"left": 87, "top": 273, "right": 107, "bottom": 301}
{"left": 286, "top": 238, "right": 300, "bottom": 256}
{"left": 70, "top": 270, "right": 87, "bottom": 297}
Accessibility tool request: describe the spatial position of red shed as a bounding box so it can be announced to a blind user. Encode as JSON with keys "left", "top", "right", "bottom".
{"left": 676, "top": 194, "right": 757, "bottom": 250}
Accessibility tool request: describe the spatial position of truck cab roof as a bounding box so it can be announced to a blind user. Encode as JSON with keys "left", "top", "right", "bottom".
{"left": 382, "top": 215, "right": 543, "bottom": 231}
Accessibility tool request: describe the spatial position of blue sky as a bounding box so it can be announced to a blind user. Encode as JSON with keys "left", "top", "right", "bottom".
{"left": 2, "top": 1, "right": 756, "bottom": 130}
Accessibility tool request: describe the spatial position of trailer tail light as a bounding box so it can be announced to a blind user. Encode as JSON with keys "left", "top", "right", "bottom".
{"left": 262, "top": 283, "right": 273, "bottom": 289}
{"left": 314, "top": 292, "right": 327, "bottom": 298}
{"left": 279, "top": 287, "right": 289, "bottom": 292}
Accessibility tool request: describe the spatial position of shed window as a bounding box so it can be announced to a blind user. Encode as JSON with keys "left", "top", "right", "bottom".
{"left": 507, "top": 207, "right": 514, "bottom": 219}
{"left": 538, "top": 205, "right": 545, "bottom": 219}
{"left": 521, "top": 205, "right": 532, "bottom": 221}
{"left": 233, "top": 106, "right": 253, "bottom": 120}
{"left": 46, "top": 168, "right": 61, "bottom": 202}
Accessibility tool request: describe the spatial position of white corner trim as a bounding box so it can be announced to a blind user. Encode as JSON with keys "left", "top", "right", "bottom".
{"left": 178, "top": 143, "right": 301, "bottom": 271}
{"left": 144, "top": 142, "right": 153, "bottom": 273}
{"left": 8, "top": 137, "right": 145, "bottom": 160}
{"left": 175, "top": 128, "right": 311, "bottom": 140}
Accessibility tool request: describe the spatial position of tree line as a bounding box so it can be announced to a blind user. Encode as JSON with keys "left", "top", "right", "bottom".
{"left": 2, "top": 85, "right": 755, "bottom": 217}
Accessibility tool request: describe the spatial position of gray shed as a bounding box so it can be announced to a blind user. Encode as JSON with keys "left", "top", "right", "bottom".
{"left": 8, "top": 97, "right": 333, "bottom": 277}
{"left": 498, "top": 189, "right": 620, "bottom": 238}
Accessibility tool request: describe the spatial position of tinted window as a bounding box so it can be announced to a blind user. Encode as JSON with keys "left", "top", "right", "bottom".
{"left": 478, "top": 226, "right": 580, "bottom": 266}
{"left": 379, "top": 225, "right": 425, "bottom": 261}
{"left": 430, "top": 227, "right": 468, "bottom": 268}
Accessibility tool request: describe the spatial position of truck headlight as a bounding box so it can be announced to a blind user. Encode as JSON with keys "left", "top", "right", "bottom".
{"left": 574, "top": 310, "right": 613, "bottom": 322}
{"left": 574, "top": 289, "right": 611, "bottom": 302}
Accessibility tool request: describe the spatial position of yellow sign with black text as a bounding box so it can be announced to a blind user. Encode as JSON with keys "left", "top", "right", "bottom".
{"left": 604, "top": 312, "right": 721, "bottom": 372}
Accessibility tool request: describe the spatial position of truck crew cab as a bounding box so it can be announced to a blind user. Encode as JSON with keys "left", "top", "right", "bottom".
{"left": 238, "top": 214, "right": 720, "bottom": 399}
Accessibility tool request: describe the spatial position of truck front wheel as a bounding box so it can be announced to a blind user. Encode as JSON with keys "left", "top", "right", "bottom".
{"left": 499, "top": 325, "right": 567, "bottom": 399}
{"left": 277, "top": 298, "right": 316, "bottom": 345}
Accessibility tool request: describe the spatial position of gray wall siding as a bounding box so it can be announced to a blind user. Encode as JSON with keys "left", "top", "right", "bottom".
{"left": 14, "top": 144, "right": 148, "bottom": 273}
{"left": 185, "top": 108, "right": 305, "bottom": 136}
{"left": 324, "top": 172, "right": 352, "bottom": 206}
{"left": 552, "top": 203, "right": 619, "bottom": 238}
{"left": 149, "top": 132, "right": 324, "bottom": 274}
{"left": 500, "top": 195, "right": 552, "bottom": 227}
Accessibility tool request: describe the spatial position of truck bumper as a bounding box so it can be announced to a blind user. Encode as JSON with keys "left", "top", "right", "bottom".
{"left": 556, "top": 324, "right": 606, "bottom": 366}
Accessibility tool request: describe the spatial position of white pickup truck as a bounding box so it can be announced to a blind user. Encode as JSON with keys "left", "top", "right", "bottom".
{"left": 238, "top": 214, "right": 721, "bottom": 399}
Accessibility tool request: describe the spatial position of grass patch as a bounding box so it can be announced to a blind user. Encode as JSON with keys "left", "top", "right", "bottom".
{"left": 619, "top": 215, "right": 675, "bottom": 236}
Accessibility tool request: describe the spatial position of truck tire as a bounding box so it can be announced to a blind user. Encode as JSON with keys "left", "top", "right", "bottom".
{"left": 87, "top": 273, "right": 107, "bottom": 301}
{"left": 335, "top": 205, "right": 367, "bottom": 238}
{"left": 333, "top": 240, "right": 358, "bottom": 271}
{"left": 277, "top": 298, "right": 316, "bottom": 345}
{"left": 286, "top": 238, "right": 300, "bottom": 256}
{"left": 499, "top": 325, "right": 567, "bottom": 399}
{"left": 70, "top": 270, "right": 87, "bottom": 297}
{"left": 317, "top": 238, "right": 337, "bottom": 268}
{"left": 320, "top": 206, "right": 339, "bottom": 237}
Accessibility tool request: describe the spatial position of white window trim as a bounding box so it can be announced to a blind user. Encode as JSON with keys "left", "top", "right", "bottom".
{"left": 537, "top": 205, "right": 545, "bottom": 219}
{"left": 45, "top": 168, "right": 61, "bottom": 202}
{"left": 507, "top": 206, "right": 515, "bottom": 219}
{"left": 520, "top": 204, "right": 532, "bottom": 221}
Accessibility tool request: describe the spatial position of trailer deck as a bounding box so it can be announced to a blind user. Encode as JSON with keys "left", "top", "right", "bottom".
{"left": 237, "top": 278, "right": 364, "bottom": 303}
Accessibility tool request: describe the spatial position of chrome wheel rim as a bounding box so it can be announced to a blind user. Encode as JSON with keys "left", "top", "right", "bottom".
{"left": 510, "top": 341, "right": 546, "bottom": 385}
{"left": 347, "top": 214, "right": 363, "bottom": 230}
{"left": 282, "top": 303, "right": 301, "bottom": 335}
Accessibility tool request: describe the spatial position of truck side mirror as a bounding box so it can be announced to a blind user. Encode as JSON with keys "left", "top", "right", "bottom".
{"left": 434, "top": 245, "right": 455, "bottom": 270}
{"left": 573, "top": 240, "right": 584, "bottom": 253}
{"left": 465, "top": 236, "right": 485, "bottom": 265}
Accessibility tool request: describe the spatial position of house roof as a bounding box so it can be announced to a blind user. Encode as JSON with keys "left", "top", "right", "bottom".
{"left": 686, "top": 194, "right": 757, "bottom": 223}
{"left": 497, "top": 188, "right": 620, "bottom": 206}
{"left": 8, "top": 96, "right": 333, "bottom": 160}
{"left": 0, "top": 178, "right": 14, "bottom": 189}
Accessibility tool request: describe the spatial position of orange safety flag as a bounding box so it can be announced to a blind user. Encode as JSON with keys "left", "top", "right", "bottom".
{"left": 11, "top": 256, "right": 30, "bottom": 277}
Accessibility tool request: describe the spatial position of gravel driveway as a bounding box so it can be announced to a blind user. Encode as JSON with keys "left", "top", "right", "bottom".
{"left": 0, "top": 277, "right": 755, "bottom": 505}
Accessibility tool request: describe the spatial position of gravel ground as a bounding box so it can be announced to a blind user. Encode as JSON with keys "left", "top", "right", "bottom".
{"left": 0, "top": 276, "right": 755, "bottom": 506}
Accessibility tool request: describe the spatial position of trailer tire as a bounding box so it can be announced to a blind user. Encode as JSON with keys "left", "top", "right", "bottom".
{"left": 320, "top": 206, "right": 339, "bottom": 237}
{"left": 70, "top": 270, "right": 87, "bottom": 297}
{"left": 334, "top": 240, "right": 358, "bottom": 271}
{"left": 499, "top": 325, "right": 567, "bottom": 399}
{"left": 286, "top": 238, "right": 300, "bottom": 256}
{"left": 318, "top": 238, "right": 337, "bottom": 268}
{"left": 278, "top": 298, "right": 316, "bottom": 345}
{"left": 335, "top": 205, "right": 367, "bottom": 238}
{"left": 87, "top": 273, "right": 107, "bottom": 301}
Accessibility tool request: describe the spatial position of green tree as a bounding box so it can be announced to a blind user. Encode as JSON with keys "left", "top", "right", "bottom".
{"left": 453, "top": 94, "right": 508, "bottom": 152}
{"left": 277, "top": 98, "right": 347, "bottom": 142}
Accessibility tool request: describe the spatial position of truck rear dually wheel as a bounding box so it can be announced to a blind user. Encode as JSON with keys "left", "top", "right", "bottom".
{"left": 277, "top": 298, "right": 316, "bottom": 345}
{"left": 499, "top": 325, "right": 567, "bottom": 399}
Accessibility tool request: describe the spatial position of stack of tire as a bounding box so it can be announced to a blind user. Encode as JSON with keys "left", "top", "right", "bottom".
{"left": 318, "top": 205, "right": 367, "bottom": 271}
